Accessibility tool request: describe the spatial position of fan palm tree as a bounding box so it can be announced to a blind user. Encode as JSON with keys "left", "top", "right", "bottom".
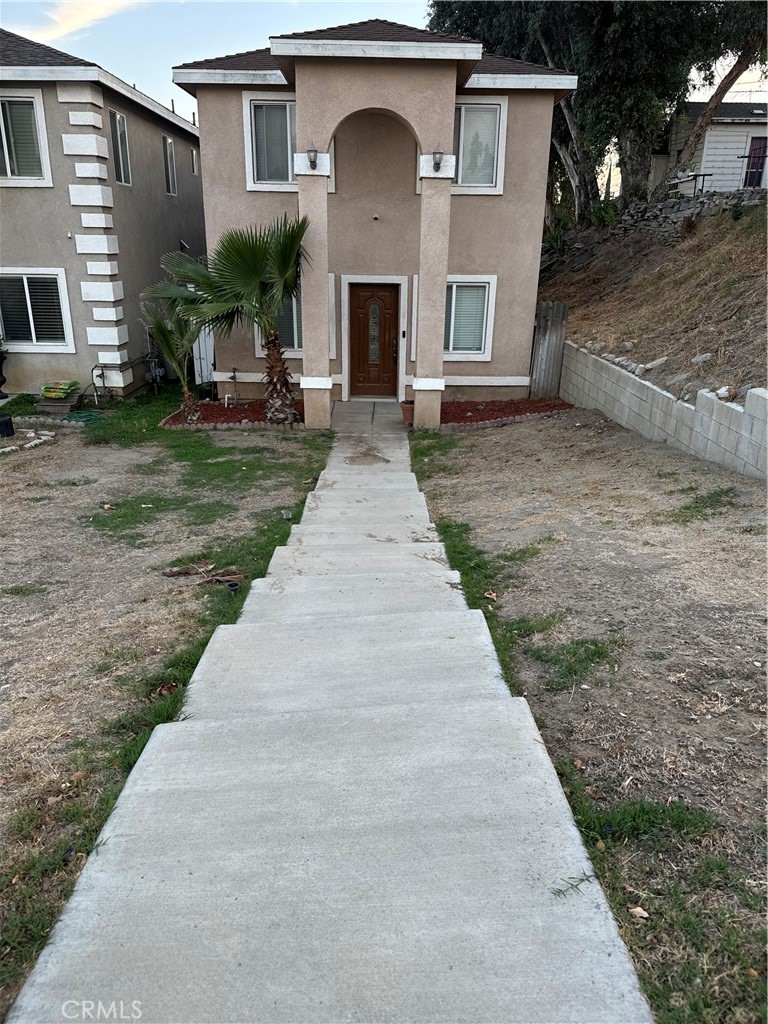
{"left": 141, "top": 298, "right": 201, "bottom": 422}
{"left": 145, "top": 215, "right": 309, "bottom": 424}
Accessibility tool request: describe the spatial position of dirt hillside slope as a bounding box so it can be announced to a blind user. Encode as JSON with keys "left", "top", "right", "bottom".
{"left": 539, "top": 206, "right": 767, "bottom": 401}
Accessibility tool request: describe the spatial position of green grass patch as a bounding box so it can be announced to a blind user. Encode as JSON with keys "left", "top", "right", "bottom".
{"left": 2, "top": 583, "right": 49, "bottom": 597}
{"left": 558, "top": 763, "right": 765, "bottom": 1023}
{"left": 656, "top": 487, "right": 737, "bottom": 526}
{"left": 435, "top": 520, "right": 566, "bottom": 693}
{"left": 524, "top": 636, "right": 620, "bottom": 690}
{"left": 0, "top": 393, "right": 38, "bottom": 416}
{"left": 409, "top": 430, "right": 461, "bottom": 481}
{"left": 85, "top": 494, "right": 236, "bottom": 540}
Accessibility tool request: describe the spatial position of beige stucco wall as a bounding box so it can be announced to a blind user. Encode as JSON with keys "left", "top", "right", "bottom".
{"left": 195, "top": 64, "right": 556, "bottom": 409}
{"left": 1, "top": 79, "right": 204, "bottom": 397}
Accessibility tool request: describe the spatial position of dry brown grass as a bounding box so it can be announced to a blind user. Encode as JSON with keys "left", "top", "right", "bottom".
{"left": 540, "top": 206, "right": 767, "bottom": 396}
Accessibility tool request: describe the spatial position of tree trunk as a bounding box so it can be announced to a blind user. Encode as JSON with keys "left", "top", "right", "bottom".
{"left": 544, "top": 168, "right": 556, "bottom": 234}
{"left": 536, "top": 29, "right": 599, "bottom": 221}
{"left": 552, "top": 137, "right": 595, "bottom": 223}
{"left": 262, "top": 331, "right": 298, "bottom": 424}
{"left": 180, "top": 385, "right": 201, "bottom": 423}
{"left": 617, "top": 128, "right": 653, "bottom": 206}
{"left": 650, "top": 36, "right": 767, "bottom": 202}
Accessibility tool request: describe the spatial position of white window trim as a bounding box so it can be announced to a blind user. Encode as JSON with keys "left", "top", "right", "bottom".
{"left": 0, "top": 266, "right": 75, "bottom": 353}
{"left": 108, "top": 108, "right": 131, "bottom": 186}
{"left": 242, "top": 90, "right": 298, "bottom": 192}
{"left": 742, "top": 129, "right": 768, "bottom": 188}
{"left": 452, "top": 95, "right": 507, "bottom": 196}
{"left": 443, "top": 274, "right": 496, "bottom": 363}
{"left": 340, "top": 275, "right": 409, "bottom": 402}
{"left": 254, "top": 294, "right": 303, "bottom": 358}
{"left": 0, "top": 88, "right": 53, "bottom": 188}
{"left": 162, "top": 135, "right": 177, "bottom": 195}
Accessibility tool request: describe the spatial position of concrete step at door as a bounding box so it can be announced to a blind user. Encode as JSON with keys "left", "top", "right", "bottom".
{"left": 240, "top": 570, "right": 467, "bottom": 622}
{"left": 183, "top": 609, "right": 506, "bottom": 719}
{"left": 267, "top": 542, "right": 448, "bottom": 576}
{"left": 287, "top": 525, "right": 438, "bottom": 546}
{"left": 9, "top": 704, "right": 651, "bottom": 1024}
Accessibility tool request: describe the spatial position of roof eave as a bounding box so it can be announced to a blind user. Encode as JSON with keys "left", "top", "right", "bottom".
{"left": 464, "top": 72, "right": 578, "bottom": 95}
{"left": 0, "top": 64, "right": 198, "bottom": 135}
{"left": 268, "top": 37, "right": 483, "bottom": 62}
{"left": 172, "top": 68, "right": 288, "bottom": 95}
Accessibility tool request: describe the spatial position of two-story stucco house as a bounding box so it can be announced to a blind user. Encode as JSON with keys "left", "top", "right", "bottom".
{"left": 0, "top": 29, "right": 206, "bottom": 397}
{"left": 173, "top": 19, "right": 576, "bottom": 428}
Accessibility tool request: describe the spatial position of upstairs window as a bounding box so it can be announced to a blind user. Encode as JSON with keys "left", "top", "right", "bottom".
{"left": 452, "top": 101, "right": 505, "bottom": 193}
{"left": 162, "top": 135, "right": 177, "bottom": 195}
{"left": 251, "top": 101, "right": 296, "bottom": 183}
{"left": 109, "top": 109, "right": 131, "bottom": 185}
{"left": 0, "top": 98, "right": 43, "bottom": 178}
{"left": 0, "top": 271, "right": 72, "bottom": 351}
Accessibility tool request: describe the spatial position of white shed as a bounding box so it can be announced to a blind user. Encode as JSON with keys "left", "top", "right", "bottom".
{"left": 651, "top": 100, "right": 767, "bottom": 195}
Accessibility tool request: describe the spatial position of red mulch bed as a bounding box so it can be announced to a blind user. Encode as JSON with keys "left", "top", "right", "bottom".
{"left": 164, "top": 400, "right": 304, "bottom": 427}
{"left": 440, "top": 398, "right": 571, "bottom": 424}
{"left": 163, "top": 397, "right": 569, "bottom": 428}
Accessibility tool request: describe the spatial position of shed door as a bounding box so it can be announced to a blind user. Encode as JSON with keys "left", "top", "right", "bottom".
{"left": 743, "top": 136, "right": 767, "bottom": 188}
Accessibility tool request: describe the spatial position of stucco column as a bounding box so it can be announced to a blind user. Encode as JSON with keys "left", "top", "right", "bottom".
{"left": 414, "top": 175, "right": 452, "bottom": 430}
{"left": 297, "top": 166, "right": 331, "bottom": 429}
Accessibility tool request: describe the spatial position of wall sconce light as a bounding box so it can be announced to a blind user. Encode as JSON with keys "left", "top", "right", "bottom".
{"left": 307, "top": 144, "right": 318, "bottom": 170}
{"left": 432, "top": 146, "right": 444, "bottom": 172}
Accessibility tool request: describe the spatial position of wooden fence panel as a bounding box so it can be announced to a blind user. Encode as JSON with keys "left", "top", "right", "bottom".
{"left": 529, "top": 301, "right": 568, "bottom": 399}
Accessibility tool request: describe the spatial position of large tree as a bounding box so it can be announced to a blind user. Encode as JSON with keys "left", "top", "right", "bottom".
{"left": 429, "top": 1, "right": 766, "bottom": 211}
{"left": 146, "top": 215, "right": 309, "bottom": 424}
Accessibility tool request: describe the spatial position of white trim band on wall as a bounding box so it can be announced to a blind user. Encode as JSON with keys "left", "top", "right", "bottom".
{"left": 419, "top": 154, "right": 456, "bottom": 179}
{"left": 444, "top": 376, "right": 531, "bottom": 387}
{"left": 293, "top": 152, "right": 331, "bottom": 176}
{"left": 299, "top": 376, "right": 333, "bottom": 390}
{"left": 413, "top": 377, "right": 446, "bottom": 391}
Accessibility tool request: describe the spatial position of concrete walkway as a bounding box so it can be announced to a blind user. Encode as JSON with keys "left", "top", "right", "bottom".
{"left": 10, "top": 401, "right": 651, "bottom": 1024}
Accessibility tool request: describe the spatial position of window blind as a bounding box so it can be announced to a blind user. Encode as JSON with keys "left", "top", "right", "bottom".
{"left": 276, "top": 294, "right": 302, "bottom": 350}
{"left": 0, "top": 99, "right": 43, "bottom": 178}
{"left": 444, "top": 283, "right": 487, "bottom": 353}
{"left": 252, "top": 103, "right": 295, "bottom": 183}
{"left": 0, "top": 274, "right": 65, "bottom": 344}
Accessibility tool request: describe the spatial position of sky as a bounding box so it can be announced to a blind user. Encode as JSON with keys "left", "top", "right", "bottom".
{"left": 2, "top": 0, "right": 765, "bottom": 124}
{"left": 1, "top": 0, "right": 430, "bottom": 121}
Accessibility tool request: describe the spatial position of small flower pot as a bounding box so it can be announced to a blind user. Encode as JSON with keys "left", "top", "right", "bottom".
{"left": 400, "top": 400, "right": 414, "bottom": 425}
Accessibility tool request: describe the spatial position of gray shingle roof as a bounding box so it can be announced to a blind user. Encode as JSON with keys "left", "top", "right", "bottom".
{"left": 0, "top": 27, "right": 96, "bottom": 68}
{"left": 173, "top": 20, "right": 570, "bottom": 77}
{"left": 272, "top": 18, "right": 477, "bottom": 45}
{"left": 684, "top": 100, "right": 767, "bottom": 121}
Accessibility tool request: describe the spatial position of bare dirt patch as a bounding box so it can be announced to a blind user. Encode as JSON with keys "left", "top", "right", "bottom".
{"left": 0, "top": 430, "right": 306, "bottom": 841}
{"left": 422, "top": 407, "right": 765, "bottom": 827}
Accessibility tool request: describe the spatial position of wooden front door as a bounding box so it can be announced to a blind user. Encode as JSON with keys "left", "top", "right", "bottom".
{"left": 350, "top": 284, "right": 398, "bottom": 397}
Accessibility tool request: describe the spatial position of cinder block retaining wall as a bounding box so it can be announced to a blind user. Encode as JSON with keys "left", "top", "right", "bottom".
{"left": 560, "top": 342, "right": 767, "bottom": 478}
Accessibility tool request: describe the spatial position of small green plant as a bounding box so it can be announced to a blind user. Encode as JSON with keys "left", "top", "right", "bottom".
{"left": 525, "top": 636, "right": 618, "bottom": 690}
{"left": 2, "top": 583, "right": 49, "bottom": 597}
{"left": 409, "top": 431, "right": 460, "bottom": 481}
{"left": 656, "top": 487, "right": 737, "bottom": 525}
{"left": 730, "top": 201, "right": 743, "bottom": 221}
{"left": 587, "top": 198, "right": 618, "bottom": 228}
{"left": 0, "top": 393, "right": 38, "bottom": 415}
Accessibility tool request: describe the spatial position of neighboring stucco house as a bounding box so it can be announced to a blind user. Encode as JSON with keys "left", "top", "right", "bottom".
{"left": 0, "top": 29, "right": 205, "bottom": 396}
{"left": 651, "top": 100, "right": 768, "bottom": 196}
{"left": 173, "top": 18, "right": 576, "bottom": 429}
